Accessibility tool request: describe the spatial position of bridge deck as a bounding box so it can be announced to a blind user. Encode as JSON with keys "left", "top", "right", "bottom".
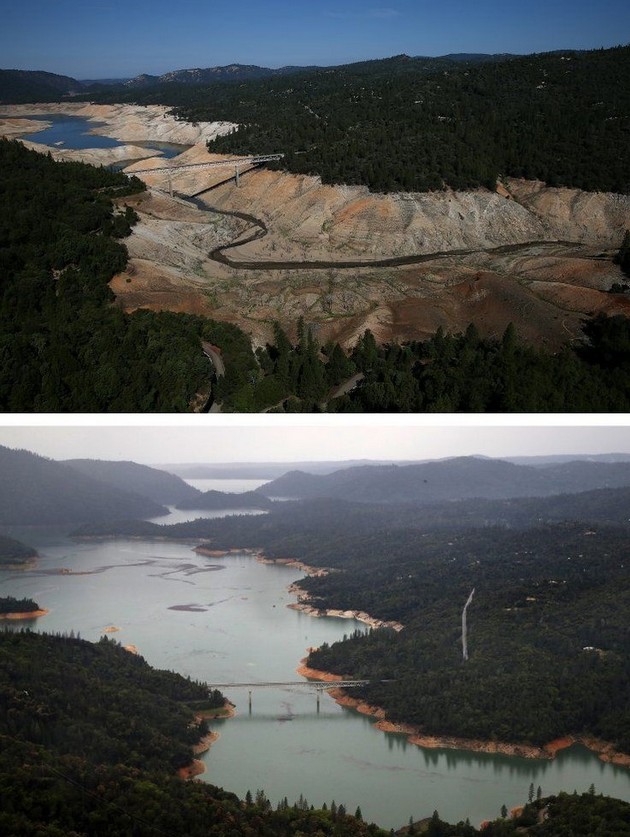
{"left": 129, "top": 154, "right": 284, "bottom": 176}
{"left": 208, "top": 680, "right": 369, "bottom": 689}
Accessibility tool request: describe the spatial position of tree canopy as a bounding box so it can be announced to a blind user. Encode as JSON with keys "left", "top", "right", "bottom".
{"left": 0, "top": 139, "right": 213, "bottom": 411}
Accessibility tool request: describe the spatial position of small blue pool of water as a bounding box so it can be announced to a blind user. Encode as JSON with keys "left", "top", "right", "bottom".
{"left": 9, "top": 113, "right": 190, "bottom": 159}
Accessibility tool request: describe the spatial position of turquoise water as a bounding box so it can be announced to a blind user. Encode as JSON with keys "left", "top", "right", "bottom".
{"left": 10, "top": 113, "right": 190, "bottom": 158}
{"left": 1, "top": 511, "right": 630, "bottom": 830}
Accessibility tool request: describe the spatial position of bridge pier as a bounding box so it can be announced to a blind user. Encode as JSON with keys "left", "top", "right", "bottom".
{"left": 206, "top": 678, "right": 374, "bottom": 717}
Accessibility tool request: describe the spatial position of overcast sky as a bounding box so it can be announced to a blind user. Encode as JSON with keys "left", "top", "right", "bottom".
{"left": 0, "top": 417, "right": 629, "bottom": 465}
{"left": 2, "top": 0, "right": 628, "bottom": 78}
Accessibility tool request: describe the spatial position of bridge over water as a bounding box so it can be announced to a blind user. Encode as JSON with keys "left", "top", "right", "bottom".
{"left": 208, "top": 678, "right": 385, "bottom": 712}
{"left": 129, "top": 154, "right": 284, "bottom": 194}
{"left": 209, "top": 679, "right": 371, "bottom": 690}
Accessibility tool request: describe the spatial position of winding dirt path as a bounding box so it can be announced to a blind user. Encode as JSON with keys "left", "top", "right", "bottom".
{"left": 188, "top": 191, "right": 602, "bottom": 273}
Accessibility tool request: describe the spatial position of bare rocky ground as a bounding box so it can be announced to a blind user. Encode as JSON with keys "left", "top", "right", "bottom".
{"left": 3, "top": 103, "right": 630, "bottom": 350}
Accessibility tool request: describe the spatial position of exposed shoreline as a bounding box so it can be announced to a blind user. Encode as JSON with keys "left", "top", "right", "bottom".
{"left": 177, "top": 730, "right": 220, "bottom": 780}
{"left": 178, "top": 701, "right": 235, "bottom": 781}
{"left": 195, "top": 545, "right": 330, "bottom": 578}
{"left": 296, "top": 659, "right": 630, "bottom": 768}
{"left": 195, "top": 546, "right": 403, "bottom": 630}
{"left": 0, "top": 608, "right": 48, "bottom": 620}
{"left": 105, "top": 540, "right": 630, "bottom": 773}
{"left": 287, "top": 588, "right": 404, "bottom": 632}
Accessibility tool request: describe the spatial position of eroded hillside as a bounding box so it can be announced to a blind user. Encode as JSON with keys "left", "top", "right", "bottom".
{"left": 2, "top": 104, "right": 629, "bottom": 349}
{"left": 118, "top": 144, "right": 630, "bottom": 349}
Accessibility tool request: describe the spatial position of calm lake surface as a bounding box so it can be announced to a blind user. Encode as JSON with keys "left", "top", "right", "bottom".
{"left": 11, "top": 113, "right": 190, "bottom": 159}
{"left": 186, "top": 478, "right": 270, "bottom": 493}
{"left": 2, "top": 492, "right": 630, "bottom": 830}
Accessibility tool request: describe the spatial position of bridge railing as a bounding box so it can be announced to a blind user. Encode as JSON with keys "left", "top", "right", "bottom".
{"left": 207, "top": 679, "right": 369, "bottom": 690}
{"left": 129, "top": 154, "right": 284, "bottom": 177}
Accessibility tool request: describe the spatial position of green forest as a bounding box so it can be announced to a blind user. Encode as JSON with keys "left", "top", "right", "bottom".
{"left": 327, "top": 317, "right": 630, "bottom": 413}
{"left": 213, "top": 315, "right": 630, "bottom": 413}
{"left": 0, "top": 139, "right": 249, "bottom": 412}
{"left": 303, "top": 523, "right": 630, "bottom": 750}
{"left": 422, "top": 793, "right": 630, "bottom": 836}
{"left": 0, "top": 596, "right": 40, "bottom": 614}
{"left": 86, "top": 46, "right": 630, "bottom": 195}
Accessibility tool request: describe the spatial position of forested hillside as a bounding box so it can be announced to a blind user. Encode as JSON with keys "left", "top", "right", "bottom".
{"left": 214, "top": 316, "right": 630, "bottom": 413}
{"left": 305, "top": 523, "right": 630, "bottom": 751}
{"left": 0, "top": 139, "right": 215, "bottom": 411}
{"left": 0, "top": 445, "right": 167, "bottom": 524}
{"left": 175, "top": 489, "right": 274, "bottom": 510}
{"left": 70, "top": 482, "right": 630, "bottom": 542}
{"left": 88, "top": 46, "right": 630, "bottom": 194}
{"left": 63, "top": 459, "right": 202, "bottom": 506}
{"left": 328, "top": 319, "right": 630, "bottom": 413}
{"left": 0, "top": 69, "right": 83, "bottom": 102}
{"left": 425, "top": 793, "right": 630, "bottom": 836}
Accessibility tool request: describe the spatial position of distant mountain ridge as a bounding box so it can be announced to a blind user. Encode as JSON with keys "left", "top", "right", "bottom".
{"left": 0, "top": 69, "right": 83, "bottom": 103}
{"left": 0, "top": 50, "right": 570, "bottom": 103}
{"left": 257, "top": 456, "right": 630, "bottom": 504}
{"left": 63, "top": 459, "right": 201, "bottom": 506}
{"left": 163, "top": 459, "right": 406, "bottom": 480}
{"left": 0, "top": 446, "right": 167, "bottom": 525}
{"left": 122, "top": 63, "right": 320, "bottom": 88}
{"left": 163, "top": 453, "right": 630, "bottom": 481}
{"left": 117, "top": 54, "right": 520, "bottom": 89}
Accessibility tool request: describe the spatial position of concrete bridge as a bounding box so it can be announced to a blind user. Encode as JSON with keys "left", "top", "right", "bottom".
{"left": 129, "top": 154, "right": 284, "bottom": 194}
{"left": 207, "top": 678, "right": 384, "bottom": 712}
{"left": 208, "top": 679, "right": 370, "bottom": 690}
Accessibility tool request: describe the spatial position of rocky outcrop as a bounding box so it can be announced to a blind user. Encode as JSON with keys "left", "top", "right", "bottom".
{"left": 202, "top": 168, "right": 630, "bottom": 262}
{"left": 506, "top": 178, "right": 630, "bottom": 246}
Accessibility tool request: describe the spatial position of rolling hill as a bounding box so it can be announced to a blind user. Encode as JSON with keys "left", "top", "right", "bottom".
{"left": 0, "top": 69, "right": 84, "bottom": 103}
{"left": 0, "top": 445, "right": 167, "bottom": 525}
{"left": 63, "top": 459, "right": 202, "bottom": 506}
{"left": 258, "top": 456, "right": 630, "bottom": 503}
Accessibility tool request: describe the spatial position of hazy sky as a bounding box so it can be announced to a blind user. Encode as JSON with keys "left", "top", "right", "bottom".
{"left": 2, "top": 0, "right": 628, "bottom": 78}
{"left": 0, "top": 418, "right": 629, "bottom": 465}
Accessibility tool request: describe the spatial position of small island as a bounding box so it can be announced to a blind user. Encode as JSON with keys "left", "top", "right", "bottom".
{"left": 0, "top": 596, "right": 48, "bottom": 620}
